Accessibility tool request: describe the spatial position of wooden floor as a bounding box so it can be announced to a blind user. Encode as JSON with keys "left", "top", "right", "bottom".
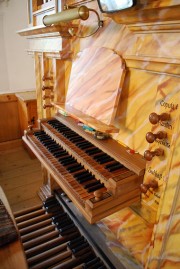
{"left": 0, "top": 139, "right": 42, "bottom": 212}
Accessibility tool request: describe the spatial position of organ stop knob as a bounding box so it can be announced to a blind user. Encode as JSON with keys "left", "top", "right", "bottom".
{"left": 146, "top": 131, "right": 167, "bottom": 143}
{"left": 140, "top": 179, "right": 158, "bottom": 194}
{"left": 149, "top": 112, "right": 170, "bottom": 125}
{"left": 144, "top": 148, "right": 164, "bottom": 161}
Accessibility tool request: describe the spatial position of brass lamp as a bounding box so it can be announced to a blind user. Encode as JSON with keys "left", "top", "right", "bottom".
{"left": 43, "top": 5, "right": 103, "bottom": 38}
{"left": 43, "top": 6, "right": 90, "bottom": 26}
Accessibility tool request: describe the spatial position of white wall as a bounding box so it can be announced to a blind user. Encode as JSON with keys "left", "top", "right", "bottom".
{"left": 0, "top": 13, "right": 9, "bottom": 91}
{"left": 0, "top": 0, "right": 35, "bottom": 93}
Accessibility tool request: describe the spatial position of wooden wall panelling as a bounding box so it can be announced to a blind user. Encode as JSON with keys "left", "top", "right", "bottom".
{"left": 16, "top": 92, "right": 38, "bottom": 136}
{"left": 0, "top": 94, "right": 21, "bottom": 143}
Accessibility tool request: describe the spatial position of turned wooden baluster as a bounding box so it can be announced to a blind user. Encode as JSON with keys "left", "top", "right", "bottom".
{"left": 42, "top": 86, "right": 54, "bottom": 91}
{"left": 43, "top": 104, "right": 54, "bottom": 109}
{"left": 43, "top": 95, "right": 54, "bottom": 100}
{"left": 42, "top": 75, "right": 53, "bottom": 81}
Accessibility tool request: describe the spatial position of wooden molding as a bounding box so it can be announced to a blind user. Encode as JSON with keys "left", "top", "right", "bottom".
{"left": 17, "top": 24, "right": 78, "bottom": 38}
{"left": 106, "top": 3, "right": 180, "bottom": 33}
{"left": 124, "top": 55, "right": 180, "bottom": 76}
{"left": 128, "top": 20, "right": 180, "bottom": 33}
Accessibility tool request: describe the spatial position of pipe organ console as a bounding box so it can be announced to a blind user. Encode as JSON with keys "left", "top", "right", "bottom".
{"left": 23, "top": 115, "right": 144, "bottom": 224}
{"left": 17, "top": 1, "right": 180, "bottom": 268}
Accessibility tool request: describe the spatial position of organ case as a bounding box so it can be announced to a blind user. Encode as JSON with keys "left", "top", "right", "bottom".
{"left": 18, "top": 0, "right": 180, "bottom": 268}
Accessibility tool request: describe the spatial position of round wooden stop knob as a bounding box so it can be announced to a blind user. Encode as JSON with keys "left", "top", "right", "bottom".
{"left": 146, "top": 131, "right": 167, "bottom": 143}
{"left": 140, "top": 179, "right": 158, "bottom": 194}
{"left": 148, "top": 179, "right": 158, "bottom": 189}
{"left": 149, "top": 112, "right": 170, "bottom": 125}
{"left": 144, "top": 148, "right": 164, "bottom": 161}
{"left": 140, "top": 184, "right": 149, "bottom": 194}
{"left": 94, "top": 190, "right": 103, "bottom": 201}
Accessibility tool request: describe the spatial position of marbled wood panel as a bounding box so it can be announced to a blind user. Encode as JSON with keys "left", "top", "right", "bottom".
{"left": 115, "top": 69, "right": 157, "bottom": 154}
{"left": 78, "top": 19, "right": 137, "bottom": 56}
{"left": 141, "top": 76, "right": 180, "bottom": 212}
{"left": 66, "top": 47, "right": 126, "bottom": 125}
{"left": 131, "top": 33, "right": 180, "bottom": 58}
{"left": 98, "top": 207, "right": 153, "bottom": 269}
{"left": 146, "top": 117, "right": 180, "bottom": 269}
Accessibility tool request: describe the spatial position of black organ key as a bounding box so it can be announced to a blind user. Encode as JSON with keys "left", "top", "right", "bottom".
{"left": 46, "top": 143, "right": 59, "bottom": 148}
{"left": 45, "top": 205, "right": 61, "bottom": 214}
{"left": 105, "top": 161, "right": 124, "bottom": 169}
{"left": 77, "top": 144, "right": 94, "bottom": 151}
{"left": 51, "top": 212, "right": 68, "bottom": 223}
{"left": 35, "top": 134, "right": 48, "bottom": 138}
{"left": 60, "top": 128, "right": 73, "bottom": 132}
{"left": 85, "top": 148, "right": 102, "bottom": 155}
{"left": 84, "top": 180, "right": 100, "bottom": 189}
{"left": 76, "top": 141, "right": 92, "bottom": 147}
{"left": 58, "top": 156, "right": 73, "bottom": 163}
{"left": 107, "top": 164, "right": 124, "bottom": 172}
{"left": 78, "top": 177, "right": 95, "bottom": 184}
{"left": 63, "top": 133, "right": 77, "bottom": 138}
{"left": 48, "top": 147, "right": 61, "bottom": 153}
{"left": 54, "top": 151, "right": 67, "bottom": 158}
{"left": 43, "top": 199, "right": 59, "bottom": 207}
{"left": 65, "top": 134, "right": 80, "bottom": 140}
{"left": 105, "top": 161, "right": 119, "bottom": 168}
{"left": 97, "top": 156, "right": 114, "bottom": 164}
{"left": 69, "top": 137, "right": 85, "bottom": 143}
{"left": 34, "top": 132, "right": 46, "bottom": 137}
{"left": 74, "top": 172, "right": 94, "bottom": 181}
{"left": 93, "top": 153, "right": 108, "bottom": 160}
{"left": 67, "top": 164, "right": 84, "bottom": 173}
{"left": 39, "top": 138, "right": 51, "bottom": 143}
{"left": 71, "top": 242, "right": 90, "bottom": 254}
{"left": 83, "top": 257, "right": 100, "bottom": 268}
{"left": 34, "top": 131, "right": 45, "bottom": 136}
{"left": 87, "top": 183, "right": 104, "bottom": 193}
{"left": 58, "top": 224, "right": 77, "bottom": 236}
{"left": 56, "top": 219, "right": 73, "bottom": 229}
{"left": 74, "top": 171, "right": 90, "bottom": 178}
{"left": 60, "top": 159, "right": 76, "bottom": 166}
{"left": 67, "top": 236, "right": 86, "bottom": 248}
{"left": 88, "top": 262, "right": 105, "bottom": 269}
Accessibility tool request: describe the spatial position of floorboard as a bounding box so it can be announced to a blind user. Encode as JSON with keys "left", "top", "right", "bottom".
{"left": 0, "top": 140, "right": 42, "bottom": 212}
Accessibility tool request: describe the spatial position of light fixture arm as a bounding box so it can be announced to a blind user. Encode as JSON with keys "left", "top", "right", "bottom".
{"left": 68, "top": 8, "right": 103, "bottom": 38}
